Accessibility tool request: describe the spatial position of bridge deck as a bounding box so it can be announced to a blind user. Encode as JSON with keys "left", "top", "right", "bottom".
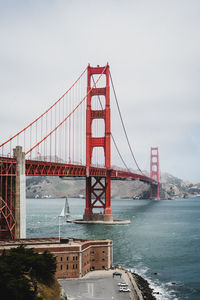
{"left": 0, "top": 157, "right": 156, "bottom": 185}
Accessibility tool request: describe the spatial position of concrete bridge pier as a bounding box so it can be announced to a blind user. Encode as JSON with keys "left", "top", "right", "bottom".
{"left": 13, "top": 146, "right": 26, "bottom": 239}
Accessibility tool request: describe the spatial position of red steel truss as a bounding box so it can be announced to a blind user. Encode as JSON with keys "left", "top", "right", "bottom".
{"left": 0, "top": 157, "right": 16, "bottom": 239}
{"left": 0, "top": 197, "right": 16, "bottom": 240}
{"left": 25, "top": 160, "right": 157, "bottom": 183}
{"left": 1, "top": 157, "right": 158, "bottom": 181}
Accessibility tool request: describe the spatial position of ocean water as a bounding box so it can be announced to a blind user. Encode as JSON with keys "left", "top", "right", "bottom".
{"left": 27, "top": 197, "right": 200, "bottom": 300}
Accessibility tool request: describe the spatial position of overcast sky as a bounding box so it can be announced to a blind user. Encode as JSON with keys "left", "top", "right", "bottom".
{"left": 0, "top": 0, "right": 199, "bottom": 182}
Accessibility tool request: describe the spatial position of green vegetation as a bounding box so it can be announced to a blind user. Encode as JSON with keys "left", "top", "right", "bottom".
{"left": 0, "top": 245, "right": 57, "bottom": 300}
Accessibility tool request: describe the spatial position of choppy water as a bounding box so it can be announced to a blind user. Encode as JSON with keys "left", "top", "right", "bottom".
{"left": 27, "top": 197, "right": 200, "bottom": 300}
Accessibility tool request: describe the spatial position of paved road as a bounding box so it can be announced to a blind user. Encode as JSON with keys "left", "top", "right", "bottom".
{"left": 59, "top": 270, "right": 135, "bottom": 300}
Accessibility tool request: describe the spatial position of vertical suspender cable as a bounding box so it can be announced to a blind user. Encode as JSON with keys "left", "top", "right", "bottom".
{"left": 72, "top": 85, "right": 76, "bottom": 162}
{"left": 24, "top": 130, "right": 26, "bottom": 156}
{"left": 50, "top": 109, "right": 52, "bottom": 162}
{"left": 30, "top": 125, "right": 32, "bottom": 159}
{"left": 59, "top": 101, "right": 61, "bottom": 162}
{"left": 55, "top": 106, "right": 56, "bottom": 162}
{"left": 36, "top": 121, "right": 38, "bottom": 160}
{"left": 41, "top": 116, "right": 43, "bottom": 160}
{"left": 10, "top": 140, "right": 12, "bottom": 158}
{"left": 69, "top": 91, "right": 71, "bottom": 162}
{"left": 63, "top": 94, "right": 65, "bottom": 162}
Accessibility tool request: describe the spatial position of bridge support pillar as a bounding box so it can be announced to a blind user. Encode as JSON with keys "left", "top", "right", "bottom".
{"left": 150, "top": 147, "right": 160, "bottom": 200}
{"left": 85, "top": 177, "right": 92, "bottom": 215}
{"left": 13, "top": 146, "right": 26, "bottom": 238}
{"left": 104, "top": 175, "right": 112, "bottom": 216}
{"left": 84, "top": 175, "right": 113, "bottom": 222}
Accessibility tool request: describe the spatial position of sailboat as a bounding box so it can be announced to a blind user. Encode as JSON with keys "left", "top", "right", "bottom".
{"left": 60, "top": 197, "right": 70, "bottom": 218}
{"left": 58, "top": 198, "right": 70, "bottom": 241}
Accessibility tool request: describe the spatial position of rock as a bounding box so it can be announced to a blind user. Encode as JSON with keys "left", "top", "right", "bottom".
{"left": 132, "top": 273, "right": 156, "bottom": 300}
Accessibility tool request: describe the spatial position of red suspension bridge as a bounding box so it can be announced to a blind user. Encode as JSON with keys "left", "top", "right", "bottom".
{"left": 0, "top": 64, "right": 160, "bottom": 240}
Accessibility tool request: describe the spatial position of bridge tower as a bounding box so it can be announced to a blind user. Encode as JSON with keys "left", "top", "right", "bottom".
{"left": 84, "top": 64, "right": 113, "bottom": 222}
{"left": 150, "top": 147, "right": 160, "bottom": 200}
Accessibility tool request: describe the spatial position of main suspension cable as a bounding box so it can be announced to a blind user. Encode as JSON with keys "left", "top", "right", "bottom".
{"left": 0, "top": 66, "right": 88, "bottom": 149}
{"left": 109, "top": 70, "right": 144, "bottom": 175}
{"left": 26, "top": 66, "right": 107, "bottom": 155}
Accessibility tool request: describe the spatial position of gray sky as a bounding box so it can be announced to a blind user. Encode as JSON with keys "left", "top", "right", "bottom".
{"left": 0, "top": 0, "right": 200, "bottom": 182}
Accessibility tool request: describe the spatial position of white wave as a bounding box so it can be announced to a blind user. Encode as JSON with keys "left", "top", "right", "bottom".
{"left": 132, "top": 266, "right": 178, "bottom": 300}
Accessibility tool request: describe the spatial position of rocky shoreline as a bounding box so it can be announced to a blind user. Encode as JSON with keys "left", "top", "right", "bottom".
{"left": 117, "top": 266, "right": 160, "bottom": 299}
{"left": 132, "top": 272, "right": 157, "bottom": 300}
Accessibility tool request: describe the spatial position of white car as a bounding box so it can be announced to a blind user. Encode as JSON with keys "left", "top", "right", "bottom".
{"left": 117, "top": 282, "right": 128, "bottom": 286}
{"left": 119, "top": 287, "right": 131, "bottom": 292}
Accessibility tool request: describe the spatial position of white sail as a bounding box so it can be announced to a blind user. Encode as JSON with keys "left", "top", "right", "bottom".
{"left": 59, "top": 207, "right": 65, "bottom": 217}
{"left": 59, "top": 198, "right": 70, "bottom": 219}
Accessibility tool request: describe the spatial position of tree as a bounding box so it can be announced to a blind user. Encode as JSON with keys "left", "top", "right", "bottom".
{"left": 0, "top": 245, "right": 57, "bottom": 299}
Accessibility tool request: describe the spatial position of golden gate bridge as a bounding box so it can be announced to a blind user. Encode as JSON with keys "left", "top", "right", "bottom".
{"left": 0, "top": 64, "right": 160, "bottom": 240}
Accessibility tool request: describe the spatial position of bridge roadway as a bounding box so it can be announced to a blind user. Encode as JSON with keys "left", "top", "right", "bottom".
{"left": 0, "top": 156, "right": 156, "bottom": 185}
{"left": 26, "top": 159, "right": 156, "bottom": 185}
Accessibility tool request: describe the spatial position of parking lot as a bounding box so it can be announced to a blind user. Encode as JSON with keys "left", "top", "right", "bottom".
{"left": 59, "top": 269, "right": 136, "bottom": 300}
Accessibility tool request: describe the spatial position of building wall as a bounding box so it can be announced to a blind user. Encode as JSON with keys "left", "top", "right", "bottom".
{"left": 55, "top": 241, "right": 113, "bottom": 278}
{"left": 82, "top": 247, "right": 91, "bottom": 277}
{"left": 0, "top": 238, "right": 112, "bottom": 279}
{"left": 89, "top": 246, "right": 108, "bottom": 271}
{"left": 56, "top": 252, "right": 80, "bottom": 278}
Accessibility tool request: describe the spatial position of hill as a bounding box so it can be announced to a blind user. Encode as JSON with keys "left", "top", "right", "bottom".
{"left": 26, "top": 172, "right": 200, "bottom": 200}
